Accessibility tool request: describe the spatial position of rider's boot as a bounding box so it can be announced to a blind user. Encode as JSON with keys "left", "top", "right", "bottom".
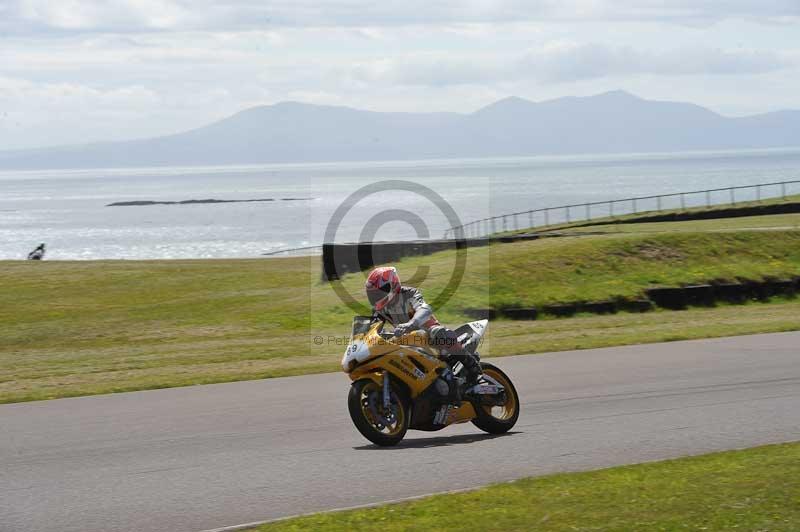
{"left": 461, "top": 354, "right": 483, "bottom": 389}
{"left": 442, "top": 335, "right": 483, "bottom": 392}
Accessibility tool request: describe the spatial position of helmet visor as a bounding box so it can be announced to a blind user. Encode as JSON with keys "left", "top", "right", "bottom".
{"left": 366, "top": 285, "right": 391, "bottom": 308}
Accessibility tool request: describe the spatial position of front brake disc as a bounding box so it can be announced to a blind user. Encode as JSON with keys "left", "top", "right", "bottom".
{"left": 367, "top": 392, "right": 393, "bottom": 426}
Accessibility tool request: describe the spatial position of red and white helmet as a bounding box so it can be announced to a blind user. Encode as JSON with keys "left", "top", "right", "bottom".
{"left": 365, "top": 266, "right": 401, "bottom": 311}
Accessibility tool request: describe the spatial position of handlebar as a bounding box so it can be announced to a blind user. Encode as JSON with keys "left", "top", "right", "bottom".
{"left": 378, "top": 330, "right": 396, "bottom": 341}
{"left": 377, "top": 329, "right": 424, "bottom": 341}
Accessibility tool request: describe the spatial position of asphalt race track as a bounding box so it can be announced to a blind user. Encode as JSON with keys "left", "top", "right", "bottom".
{"left": 2, "top": 332, "right": 799, "bottom": 532}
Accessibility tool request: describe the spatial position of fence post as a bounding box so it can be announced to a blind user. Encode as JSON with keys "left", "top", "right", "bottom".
{"left": 680, "top": 193, "right": 686, "bottom": 210}
{"left": 528, "top": 211, "right": 534, "bottom": 228}
{"left": 782, "top": 182, "right": 787, "bottom": 198}
{"left": 632, "top": 198, "right": 637, "bottom": 213}
{"left": 545, "top": 208, "right": 550, "bottom": 226}
{"left": 757, "top": 185, "right": 762, "bottom": 202}
{"left": 566, "top": 206, "right": 571, "bottom": 223}
{"left": 730, "top": 187, "right": 735, "bottom": 205}
{"left": 657, "top": 195, "right": 662, "bottom": 211}
{"left": 706, "top": 190, "right": 711, "bottom": 207}
{"left": 585, "top": 203, "right": 591, "bottom": 220}
{"left": 610, "top": 201, "right": 614, "bottom": 218}
{"left": 502, "top": 215, "right": 508, "bottom": 232}
{"left": 513, "top": 214, "right": 518, "bottom": 231}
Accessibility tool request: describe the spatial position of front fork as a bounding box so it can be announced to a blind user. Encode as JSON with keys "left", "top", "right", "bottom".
{"left": 382, "top": 371, "right": 391, "bottom": 409}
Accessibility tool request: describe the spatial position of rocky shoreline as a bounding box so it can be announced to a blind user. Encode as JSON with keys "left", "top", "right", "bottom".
{"left": 106, "top": 198, "right": 313, "bottom": 207}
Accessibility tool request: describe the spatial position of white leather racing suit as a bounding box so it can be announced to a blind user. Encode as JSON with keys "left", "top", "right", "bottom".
{"left": 374, "top": 286, "right": 440, "bottom": 331}
{"left": 375, "top": 286, "right": 481, "bottom": 379}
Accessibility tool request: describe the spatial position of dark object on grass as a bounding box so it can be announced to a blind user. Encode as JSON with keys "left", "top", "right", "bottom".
{"left": 27, "top": 243, "right": 46, "bottom": 260}
{"left": 500, "top": 307, "right": 539, "bottom": 320}
{"left": 461, "top": 277, "right": 796, "bottom": 323}
{"left": 683, "top": 285, "right": 716, "bottom": 307}
{"left": 541, "top": 304, "right": 578, "bottom": 317}
{"left": 766, "top": 279, "right": 798, "bottom": 298}
{"left": 463, "top": 308, "right": 498, "bottom": 320}
{"left": 577, "top": 300, "right": 618, "bottom": 315}
{"left": 743, "top": 281, "right": 771, "bottom": 301}
{"left": 645, "top": 287, "right": 687, "bottom": 310}
{"left": 617, "top": 299, "right": 655, "bottom": 313}
{"left": 713, "top": 283, "right": 749, "bottom": 303}
{"left": 322, "top": 240, "right": 481, "bottom": 280}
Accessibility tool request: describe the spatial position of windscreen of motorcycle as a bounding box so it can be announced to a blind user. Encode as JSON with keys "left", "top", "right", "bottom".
{"left": 467, "top": 319, "right": 489, "bottom": 339}
{"left": 456, "top": 319, "right": 489, "bottom": 344}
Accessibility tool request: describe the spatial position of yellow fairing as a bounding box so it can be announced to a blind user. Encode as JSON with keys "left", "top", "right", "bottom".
{"left": 347, "top": 323, "right": 478, "bottom": 426}
{"left": 349, "top": 326, "right": 446, "bottom": 398}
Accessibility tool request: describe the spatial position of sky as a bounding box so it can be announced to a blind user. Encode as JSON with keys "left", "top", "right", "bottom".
{"left": 1, "top": 1, "right": 799, "bottom": 150}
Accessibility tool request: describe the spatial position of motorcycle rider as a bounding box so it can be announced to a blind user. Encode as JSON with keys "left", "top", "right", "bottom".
{"left": 365, "top": 266, "right": 483, "bottom": 386}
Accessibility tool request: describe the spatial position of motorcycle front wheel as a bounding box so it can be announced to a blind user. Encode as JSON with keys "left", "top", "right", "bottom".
{"left": 348, "top": 379, "right": 410, "bottom": 446}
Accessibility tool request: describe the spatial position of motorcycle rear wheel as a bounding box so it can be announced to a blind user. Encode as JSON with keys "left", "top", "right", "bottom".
{"left": 348, "top": 379, "right": 410, "bottom": 446}
{"left": 471, "top": 363, "right": 520, "bottom": 434}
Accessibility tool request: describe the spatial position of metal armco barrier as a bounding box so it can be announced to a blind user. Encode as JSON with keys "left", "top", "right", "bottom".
{"left": 444, "top": 179, "right": 800, "bottom": 239}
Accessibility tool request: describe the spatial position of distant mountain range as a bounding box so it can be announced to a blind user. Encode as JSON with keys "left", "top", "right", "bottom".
{"left": 2, "top": 90, "right": 799, "bottom": 169}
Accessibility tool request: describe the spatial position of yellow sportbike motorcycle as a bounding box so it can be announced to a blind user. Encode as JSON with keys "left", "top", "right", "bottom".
{"left": 342, "top": 316, "right": 520, "bottom": 446}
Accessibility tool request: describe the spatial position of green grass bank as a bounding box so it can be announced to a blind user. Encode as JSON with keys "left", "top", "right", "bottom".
{"left": 255, "top": 442, "right": 800, "bottom": 532}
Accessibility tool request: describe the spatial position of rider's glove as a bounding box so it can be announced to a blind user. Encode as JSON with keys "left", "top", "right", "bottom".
{"left": 394, "top": 322, "right": 414, "bottom": 337}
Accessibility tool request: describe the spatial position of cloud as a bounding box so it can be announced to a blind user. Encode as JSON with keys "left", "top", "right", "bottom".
{"left": 0, "top": 76, "right": 159, "bottom": 107}
{"left": 0, "top": 74, "right": 249, "bottom": 148}
{"left": 522, "top": 42, "right": 795, "bottom": 82}
{"left": 2, "top": 2, "right": 799, "bottom": 149}
{"left": 12, "top": 0, "right": 190, "bottom": 31}
{"left": 3, "top": 0, "right": 799, "bottom": 34}
{"left": 344, "top": 43, "right": 797, "bottom": 87}
{"left": 600, "top": 1, "right": 800, "bottom": 24}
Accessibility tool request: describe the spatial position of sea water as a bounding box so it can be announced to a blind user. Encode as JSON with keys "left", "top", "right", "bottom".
{"left": 1, "top": 148, "right": 799, "bottom": 260}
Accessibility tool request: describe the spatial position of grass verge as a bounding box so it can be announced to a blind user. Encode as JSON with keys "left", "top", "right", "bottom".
{"left": 343, "top": 227, "right": 800, "bottom": 310}
{"left": 255, "top": 441, "right": 800, "bottom": 532}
